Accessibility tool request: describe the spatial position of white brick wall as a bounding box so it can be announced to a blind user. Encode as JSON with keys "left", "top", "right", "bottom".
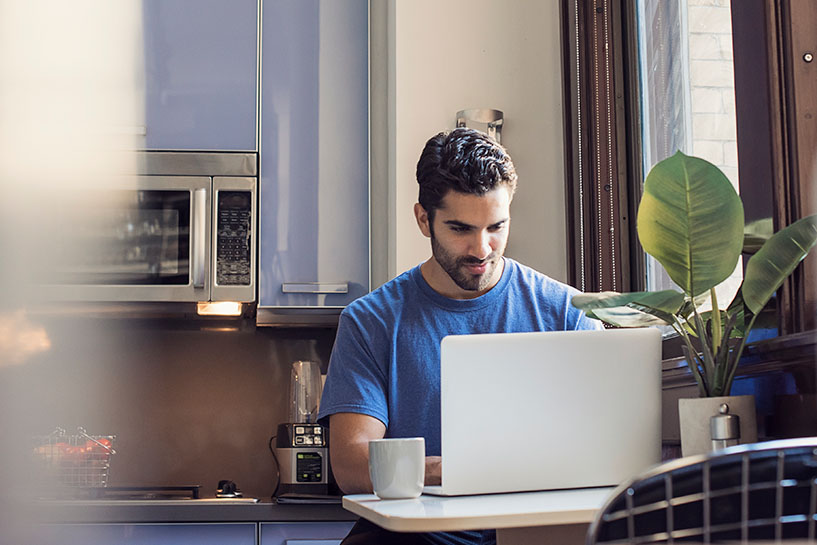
{"left": 688, "top": 6, "right": 733, "bottom": 33}
{"left": 690, "top": 60, "right": 735, "bottom": 87}
{"left": 691, "top": 88, "right": 722, "bottom": 112}
{"left": 693, "top": 113, "right": 738, "bottom": 140}
{"left": 687, "top": 0, "right": 738, "bottom": 190}
{"left": 693, "top": 140, "right": 724, "bottom": 163}
{"left": 689, "top": 34, "right": 723, "bottom": 60}
{"left": 688, "top": 0, "right": 730, "bottom": 7}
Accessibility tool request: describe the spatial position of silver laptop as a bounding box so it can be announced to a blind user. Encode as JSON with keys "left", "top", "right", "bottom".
{"left": 423, "top": 328, "right": 662, "bottom": 496}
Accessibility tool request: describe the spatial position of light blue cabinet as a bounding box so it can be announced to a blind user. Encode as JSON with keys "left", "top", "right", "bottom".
{"left": 258, "top": 0, "right": 370, "bottom": 309}
{"left": 38, "top": 522, "right": 354, "bottom": 545}
{"left": 260, "top": 522, "right": 355, "bottom": 545}
{"left": 37, "top": 523, "right": 257, "bottom": 545}
{"left": 143, "top": 0, "right": 258, "bottom": 151}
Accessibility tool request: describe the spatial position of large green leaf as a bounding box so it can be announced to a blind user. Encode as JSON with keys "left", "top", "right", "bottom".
{"left": 573, "top": 290, "right": 684, "bottom": 312}
{"left": 572, "top": 290, "right": 684, "bottom": 326}
{"left": 637, "top": 151, "right": 744, "bottom": 296}
{"left": 743, "top": 217, "right": 774, "bottom": 254}
{"left": 589, "top": 307, "right": 669, "bottom": 327}
{"left": 742, "top": 214, "right": 817, "bottom": 314}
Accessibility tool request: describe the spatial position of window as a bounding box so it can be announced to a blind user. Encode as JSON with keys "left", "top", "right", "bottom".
{"left": 636, "top": 0, "right": 744, "bottom": 314}
{"left": 561, "top": 0, "right": 815, "bottom": 335}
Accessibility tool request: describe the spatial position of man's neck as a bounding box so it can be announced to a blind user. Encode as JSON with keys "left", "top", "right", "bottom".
{"left": 419, "top": 257, "right": 505, "bottom": 300}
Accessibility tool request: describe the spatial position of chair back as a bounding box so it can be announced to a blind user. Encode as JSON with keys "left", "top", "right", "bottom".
{"left": 587, "top": 437, "right": 817, "bottom": 543}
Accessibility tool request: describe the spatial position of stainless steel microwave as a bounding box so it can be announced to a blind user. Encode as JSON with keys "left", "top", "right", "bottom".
{"left": 46, "top": 152, "right": 257, "bottom": 304}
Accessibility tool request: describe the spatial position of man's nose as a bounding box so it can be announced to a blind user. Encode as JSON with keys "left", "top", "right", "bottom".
{"left": 470, "top": 231, "right": 492, "bottom": 260}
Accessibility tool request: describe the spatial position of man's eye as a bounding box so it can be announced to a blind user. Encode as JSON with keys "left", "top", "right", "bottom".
{"left": 451, "top": 226, "right": 470, "bottom": 233}
{"left": 489, "top": 224, "right": 506, "bottom": 232}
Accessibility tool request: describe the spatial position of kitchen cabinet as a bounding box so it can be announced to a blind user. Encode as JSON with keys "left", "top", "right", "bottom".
{"left": 260, "top": 522, "right": 355, "bottom": 545}
{"left": 143, "top": 0, "right": 258, "bottom": 151}
{"left": 39, "top": 521, "right": 354, "bottom": 545}
{"left": 258, "top": 0, "right": 370, "bottom": 311}
{"left": 37, "top": 522, "right": 257, "bottom": 545}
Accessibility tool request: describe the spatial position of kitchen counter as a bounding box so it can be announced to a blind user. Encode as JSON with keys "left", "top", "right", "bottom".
{"left": 33, "top": 500, "right": 357, "bottom": 524}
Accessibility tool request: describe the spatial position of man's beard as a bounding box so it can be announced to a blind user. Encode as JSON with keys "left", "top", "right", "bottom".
{"left": 430, "top": 234, "right": 501, "bottom": 292}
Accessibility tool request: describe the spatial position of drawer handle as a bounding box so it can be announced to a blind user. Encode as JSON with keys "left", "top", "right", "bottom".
{"left": 282, "top": 282, "right": 349, "bottom": 294}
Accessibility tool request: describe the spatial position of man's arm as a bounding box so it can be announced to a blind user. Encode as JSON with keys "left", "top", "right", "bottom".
{"left": 329, "top": 412, "right": 442, "bottom": 494}
{"left": 329, "top": 412, "right": 385, "bottom": 494}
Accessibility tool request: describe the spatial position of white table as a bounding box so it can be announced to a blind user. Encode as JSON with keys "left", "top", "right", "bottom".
{"left": 343, "top": 487, "right": 614, "bottom": 545}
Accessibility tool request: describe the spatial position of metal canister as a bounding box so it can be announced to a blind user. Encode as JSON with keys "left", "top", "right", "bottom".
{"left": 710, "top": 403, "right": 740, "bottom": 451}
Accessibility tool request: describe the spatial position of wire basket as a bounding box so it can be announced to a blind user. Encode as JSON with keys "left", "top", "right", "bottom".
{"left": 32, "top": 427, "right": 116, "bottom": 489}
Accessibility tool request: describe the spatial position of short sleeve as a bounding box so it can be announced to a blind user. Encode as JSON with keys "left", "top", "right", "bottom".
{"left": 317, "top": 310, "right": 390, "bottom": 428}
{"left": 574, "top": 309, "right": 604, "bottom": 331}
{"left": 549, "top": 277, "right": 604, "bottom": 331}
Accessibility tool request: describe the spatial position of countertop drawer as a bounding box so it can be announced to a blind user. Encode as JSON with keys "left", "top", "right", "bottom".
{"left": 35, "top": 501, "right": 357, "bottom": 524}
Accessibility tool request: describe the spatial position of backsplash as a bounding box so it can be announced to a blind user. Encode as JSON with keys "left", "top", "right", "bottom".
{"left": 1, "top": 316, "right": 337, "bottom": 500}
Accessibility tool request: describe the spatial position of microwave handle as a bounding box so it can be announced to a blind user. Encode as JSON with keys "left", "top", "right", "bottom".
{"left": 191, "top": 188, "right": 207, "bottom": 288}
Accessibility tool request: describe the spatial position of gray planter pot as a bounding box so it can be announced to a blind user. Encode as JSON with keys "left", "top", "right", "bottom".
{"left": 678, "top": 395, "right": 757, "bottom": 457}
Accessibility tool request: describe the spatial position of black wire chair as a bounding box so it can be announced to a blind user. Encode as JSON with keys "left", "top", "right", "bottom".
{"left": 587, "top": 437, "right": 817, "bottom": 544}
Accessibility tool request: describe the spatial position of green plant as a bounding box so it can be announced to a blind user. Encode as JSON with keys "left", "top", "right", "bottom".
{"left": 572, "top": 151, "right": 817, "bottom": 397}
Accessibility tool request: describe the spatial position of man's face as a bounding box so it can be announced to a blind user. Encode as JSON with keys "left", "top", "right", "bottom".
{"left": 417, "top": 186, "right": 512, "bottom": 297}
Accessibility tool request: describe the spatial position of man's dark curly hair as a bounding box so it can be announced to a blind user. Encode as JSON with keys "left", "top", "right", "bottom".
{"left": 416, "top": 127, "right": 518, "bottom": 221}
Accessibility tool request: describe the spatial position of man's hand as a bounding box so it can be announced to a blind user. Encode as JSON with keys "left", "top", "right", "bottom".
{"left": 329, "top": 413, "right": 442, "bottom": 493}
{"left": 425, "top": 456, "right": 442, "bottom": 486}
{"left": 329, "top": 413, "right": 386, "bottom": 494}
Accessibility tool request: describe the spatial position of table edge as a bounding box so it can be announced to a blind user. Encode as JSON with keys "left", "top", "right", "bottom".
{"left": 341, "top": 495, "right": 603, "bottom": 533}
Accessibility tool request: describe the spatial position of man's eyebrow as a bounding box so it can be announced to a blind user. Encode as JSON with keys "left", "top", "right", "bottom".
{"left": 441, "top": 218, "right": 508, "bottom": 229}
{"left": 442, "top": 220, "right": 474, "bottom": 229}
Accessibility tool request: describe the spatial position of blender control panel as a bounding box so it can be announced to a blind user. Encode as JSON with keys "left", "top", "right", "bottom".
{"left": 291, "top": 424, "right": 324, "bottom": 447}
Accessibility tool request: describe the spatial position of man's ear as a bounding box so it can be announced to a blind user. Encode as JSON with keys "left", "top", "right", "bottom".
{"left": 414, "top": 203, "right": 432, "bottom": 238}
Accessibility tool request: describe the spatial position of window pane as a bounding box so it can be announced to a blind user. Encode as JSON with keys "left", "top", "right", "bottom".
{"left": 636, "top": 0, "right": 742, "bottom": 307}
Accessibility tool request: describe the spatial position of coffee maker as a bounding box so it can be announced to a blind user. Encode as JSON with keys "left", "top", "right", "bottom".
{"left": 274, "top": 360, "right": 330, "bottom": 495}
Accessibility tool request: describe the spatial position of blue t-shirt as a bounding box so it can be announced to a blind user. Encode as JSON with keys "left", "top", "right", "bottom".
{"left": 318, "top": 258, "right": 601, "bottom": 455}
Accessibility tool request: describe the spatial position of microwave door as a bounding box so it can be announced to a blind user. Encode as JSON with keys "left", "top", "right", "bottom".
{"left": 43, "top": 176, "right": 212, "bottom": 303}
{"left": 211, "top": 177, "right": 256, "bottom": 303}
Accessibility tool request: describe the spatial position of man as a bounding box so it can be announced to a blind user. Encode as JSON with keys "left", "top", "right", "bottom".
{"left": 317, "top": 128, "right": 600, "bottom": 545}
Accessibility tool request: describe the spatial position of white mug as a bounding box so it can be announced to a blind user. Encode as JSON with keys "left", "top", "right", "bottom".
{"left": 368, "top": 437, "right": 425, "bottom": 499}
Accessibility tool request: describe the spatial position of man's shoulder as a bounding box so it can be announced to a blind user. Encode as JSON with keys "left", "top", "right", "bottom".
{"left": 342, "top": 266, "right": 418, "bottom": 321}
{"left": 505, "top": 258, "right": 600, "bottom": 331}
{"left": 506, "top": 258, "right": 580, "bottom": 297}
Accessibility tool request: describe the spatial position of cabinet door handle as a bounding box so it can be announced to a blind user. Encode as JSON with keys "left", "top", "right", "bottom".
{"left": 282, "top": 282, "right": 349, "bottom": 294}
{"left": 191, "top": 188, "right": 207, "bottom": 288}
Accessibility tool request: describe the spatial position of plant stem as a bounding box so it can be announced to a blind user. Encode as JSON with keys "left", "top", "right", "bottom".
{"left": 692, "top": 305, "right": 716, "bottom": 382}
{"left": 674, "top": 316, "right": 709, "bottom": 396}
{"left": 710, "top": 288, "right": 721, "bottom": 350}
{"left": 712, "top": 311, "right": 739, "bottom": 395}
{"left": 723, "top": 313, "right": 759, "bottom": 395}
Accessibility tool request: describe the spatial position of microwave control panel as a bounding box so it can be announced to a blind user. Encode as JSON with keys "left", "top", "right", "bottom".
{"left": 216, "top": 191, "right": 252, "bottom": 286}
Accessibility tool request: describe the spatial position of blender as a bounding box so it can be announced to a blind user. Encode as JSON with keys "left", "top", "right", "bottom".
{"left": 274, "top": 360, "right": 330, "bottom": 496}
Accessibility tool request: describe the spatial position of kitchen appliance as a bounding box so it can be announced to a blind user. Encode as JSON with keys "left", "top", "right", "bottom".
{"left": 274, "top": 361, "right": 330, "bottom": 495}
{"left": 43, "top": 151, "right": 256, "bottom": 305}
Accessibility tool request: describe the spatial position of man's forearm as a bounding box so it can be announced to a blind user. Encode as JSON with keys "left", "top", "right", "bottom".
{"left": 331, "top": 440, "right": 373, "bottom": 494}
{"left": 329, "top": 412, "right": 440, "bottom": 494}
{"left": 329, "top": 413, "right": 386, "bottom": 494}
{"left": 333, "top": 451, "right": 442, "bottom": 493}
